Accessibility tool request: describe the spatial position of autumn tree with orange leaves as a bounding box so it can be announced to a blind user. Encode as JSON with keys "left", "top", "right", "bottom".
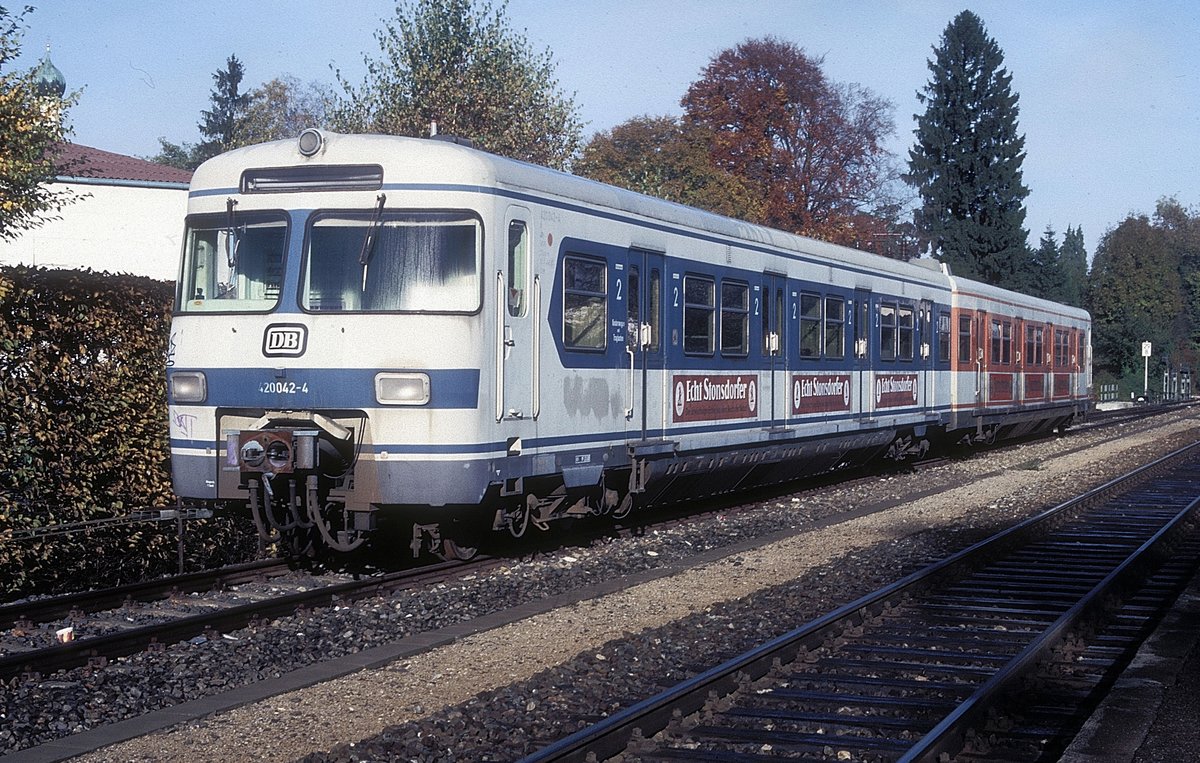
{"left": 574, "top": 115, "right": 764, "bottom": 223}
{"left": 681, "top": 37, "right": 900, "bottom": 247}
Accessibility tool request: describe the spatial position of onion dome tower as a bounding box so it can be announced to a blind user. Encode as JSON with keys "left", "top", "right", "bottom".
{"left": 33, "top": 44, "right": 66, "bottom": 99}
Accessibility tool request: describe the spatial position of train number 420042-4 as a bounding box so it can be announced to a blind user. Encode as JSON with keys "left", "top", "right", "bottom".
{"left": 259, "top": 381, "right": 309, "bottom": 395}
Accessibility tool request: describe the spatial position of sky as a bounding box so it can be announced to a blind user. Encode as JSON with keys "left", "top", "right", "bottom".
{"left": 12, "top": 0, "right": 1200, "bottom": 258}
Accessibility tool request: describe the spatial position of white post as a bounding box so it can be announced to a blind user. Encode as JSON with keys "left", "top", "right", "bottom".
{"left": 1142, "top": 341, "right": 1152, "bottom": 398}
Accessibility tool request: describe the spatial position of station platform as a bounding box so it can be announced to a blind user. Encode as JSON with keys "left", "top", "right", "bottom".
{"left": 1060, "top": 564, "right": 1200, "bottom": 762}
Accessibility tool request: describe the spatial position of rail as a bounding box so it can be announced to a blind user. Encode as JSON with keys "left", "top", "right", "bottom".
{"left": 0, "top": 556, "right": 489, "bottom": 682}
{"left": 520, "top": 441, "right": 1200, "bottom": 763}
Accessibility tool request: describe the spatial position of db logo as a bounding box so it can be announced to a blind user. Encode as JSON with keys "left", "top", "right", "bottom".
{"left": 262, "top": 324, "right": 308, "bottom": 357}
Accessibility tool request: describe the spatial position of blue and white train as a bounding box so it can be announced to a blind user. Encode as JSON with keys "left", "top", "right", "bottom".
{"left": 166, "top": 129, "right": 1091, "bottom": 556}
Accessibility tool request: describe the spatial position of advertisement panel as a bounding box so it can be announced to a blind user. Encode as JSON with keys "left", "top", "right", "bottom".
{"left": 672, "top": 374, "right": 758, "bottom": 423}
{"left": 875, "top": 373, "right": 919, "bottom": 409}
{"left": 791, "top": 373, "right": 852, "bottom": 415}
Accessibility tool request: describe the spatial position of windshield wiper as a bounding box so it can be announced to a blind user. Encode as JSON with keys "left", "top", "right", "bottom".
{"left": 358, "top": 193, "right": 387, "bottom": 291}
{"left": 224, "top": 197, "right": 240, "bottom": 269}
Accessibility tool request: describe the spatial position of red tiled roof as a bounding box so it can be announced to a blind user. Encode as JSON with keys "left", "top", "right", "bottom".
{"left": 54, "top": 142, "right": 193, "bottom": 185}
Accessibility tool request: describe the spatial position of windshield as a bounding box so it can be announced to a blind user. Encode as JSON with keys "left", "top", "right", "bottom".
{"left": 178, "top": 213, "right": 288, "bottom": 312}
{"left": 302, "top": 211, "right": 481, "bottom": 312}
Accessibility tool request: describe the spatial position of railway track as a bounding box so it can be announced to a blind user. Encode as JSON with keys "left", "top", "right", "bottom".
{"left": 0, "top": 555, "right": 491, "bottom": 682}
{"left": 522, "top": 441, "right": 1200, "bottom": 763}
{"left": 0, "top": 558, "right": 290, "bottom": 632}
{"left": 1, "top": 404, "right": 1189, "bottom": 688}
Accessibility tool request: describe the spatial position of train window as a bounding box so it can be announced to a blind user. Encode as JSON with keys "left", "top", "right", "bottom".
{"left": 302, "top": 211, "right": 481, "bottom": 312}
{"left": 1025, "top": 325, "right": 1044, "bottom": 368}
{"left": 721, "top": 281, "right": 749, "bottom": 357}
{"left": 937, "top": 312, "right": 951, "bottom": 364}
{"left": 627, "top": 266, "right": 640, "bottom": 346}
{"left": 683, "top": 275, "right": 715, "bottom": 355}
{"left": 1054, "top": 329, "right": 1069, "bottom": 367}
{"left": 799, "top": 292, "right": 821, "bottom": 359}
{"left": 991, "top": 320, "right": 1013, "bottom": 365}
{"left": 563, "top": 256, "right": 607, "bottom": 351}
{"left": 897, "top": 304, "right": 914, "bottom": 360}
{"left": 775, "top": 289, "right": 785, "bottom": 354}
{"left": 507, "top": 220, "right": 528, "bottom": 317}
{"left": 879, "top": 303, "right": 897, "bottom": 361}
{"left": 761, "top": 286, "right": 771, "bottom": 355}
{"left": 824, "top": 296, "right": 844, "bottom": 359}
{"left": 957, "top": 315, "right": 972, "bottom": 365}
{"left": 179, "top": 213, "right": 288, "bottom": 312}
{"left": 856, "top": 299, "right": 869, "bottom": 358}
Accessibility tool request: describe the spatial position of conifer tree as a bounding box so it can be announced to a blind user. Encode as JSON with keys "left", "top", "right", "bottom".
{"left": 151, "top": 55, "right": 250, "bottom": 170}
{"left": 1028, "top": 225, "right": 1063, "bottom": 302}
{"left": 906, "top": 11, "right": 1030, "bottom": 289}
{"left": 197, "top": 55, "right": 249, "bottom": 162}
{"left": 1059, "top": 226, "right": 1089, "bottom": 307}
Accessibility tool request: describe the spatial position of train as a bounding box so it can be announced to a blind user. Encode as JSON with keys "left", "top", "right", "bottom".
{"left": 166, "top": 129, "right": 1092, "bottom": 557}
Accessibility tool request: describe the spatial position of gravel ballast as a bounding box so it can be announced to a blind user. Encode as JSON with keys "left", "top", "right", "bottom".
{"left": 8, "top": 410, "right": 1194, "bottom": 762}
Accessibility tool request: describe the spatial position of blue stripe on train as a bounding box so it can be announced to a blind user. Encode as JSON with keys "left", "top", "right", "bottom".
{"left": 169, "top": 404, "right": 955, "bottom": 455}
{"left": 167, "top": 367, "right": 480, "bottom": 409}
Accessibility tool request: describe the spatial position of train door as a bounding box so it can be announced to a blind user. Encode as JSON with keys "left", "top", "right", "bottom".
{"left": 854, "top": 288, "right": 873, "bottom": 420}
{"left": 495, "top": 209, "right": 538, "bottom": 440}
{"left": 974, "top": 309, "right": 988, "bottom": 411}
{"left": 761, "top": 272, "right": 787, "bottom": 426}
{"left": 625, "top": 249, "right": 665, "bottom": 442}
{"left": 920, "top": 299, "right": 934, "bottom": 414}
{"left": 1013, "top": 317, "right": 1024, "bottom": 405}
{"left": 1081, "top": 328, "right": 1092, "bottom": 401}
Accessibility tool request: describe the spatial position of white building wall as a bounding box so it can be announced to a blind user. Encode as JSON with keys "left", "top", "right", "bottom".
{"left": 0, "top": 181, "right": 187, "bottom": 281}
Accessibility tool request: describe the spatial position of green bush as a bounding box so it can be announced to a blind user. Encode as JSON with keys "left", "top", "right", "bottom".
{"left": 0, "top": 266, "right": 255, "bottom": 599}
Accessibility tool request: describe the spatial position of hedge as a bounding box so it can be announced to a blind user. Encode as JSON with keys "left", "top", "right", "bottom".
{"left": 0, "top": 266, "right": 254, "bottom": 599}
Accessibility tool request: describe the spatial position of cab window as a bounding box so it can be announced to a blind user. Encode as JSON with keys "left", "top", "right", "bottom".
{"left": 178, "top": 213, "right": 288, "bottom": 312}
{"left": 302, "top": 210, "right": 481, "bottom": 312}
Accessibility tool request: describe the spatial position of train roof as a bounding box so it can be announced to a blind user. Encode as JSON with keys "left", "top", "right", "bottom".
{"left": 191, "top": 131, "right": 1088, "bottom": 322}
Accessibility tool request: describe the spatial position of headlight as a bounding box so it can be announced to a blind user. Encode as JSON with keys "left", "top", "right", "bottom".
{"left": 375, "top": 372, "right": 430, "bottom": 405}
{"left": 170, "top": 371, "right": 207, "bottom": 403}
